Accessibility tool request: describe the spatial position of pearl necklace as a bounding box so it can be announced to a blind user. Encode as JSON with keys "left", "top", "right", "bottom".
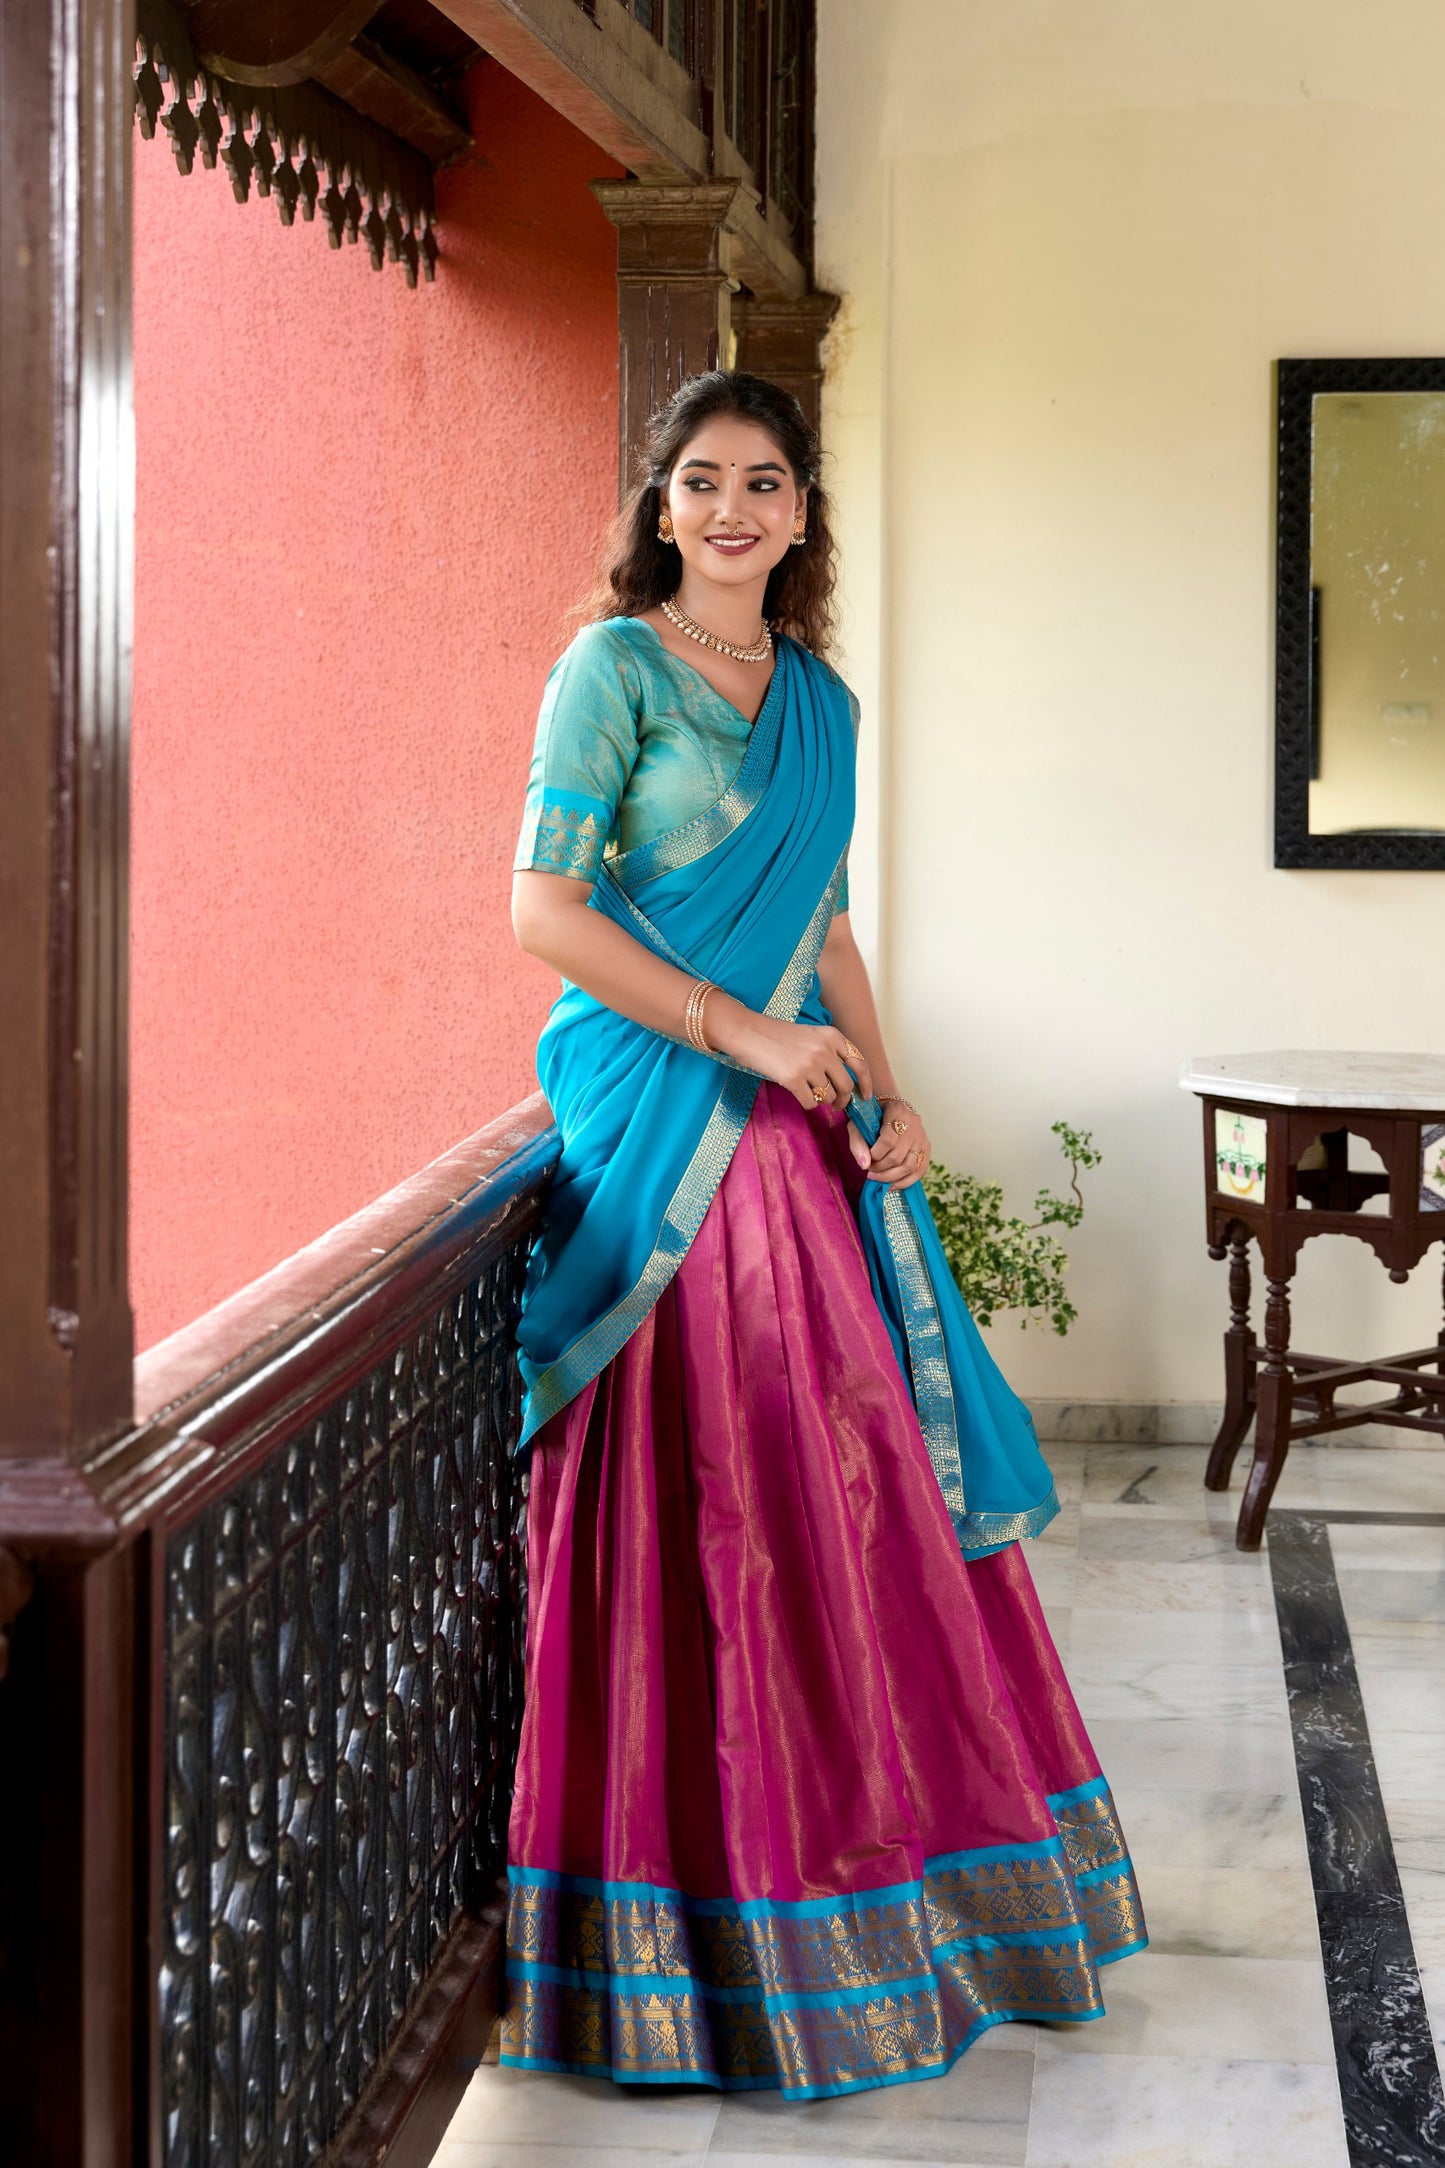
{"left": 661, "top": 593, "right": 774, "bottom": 664}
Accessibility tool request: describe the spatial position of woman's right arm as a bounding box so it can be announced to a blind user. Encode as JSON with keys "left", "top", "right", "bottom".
{"left": 512, "top": 871, "right": 872, "bottom": 1123}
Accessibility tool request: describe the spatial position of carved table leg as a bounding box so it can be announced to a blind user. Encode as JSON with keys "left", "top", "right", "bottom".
{"left": 1206, "top": 1228, "right": 1256, "bottom": 1490}
{"left": 1237, "top": 1274, "right": 1293, "bottom": 1550}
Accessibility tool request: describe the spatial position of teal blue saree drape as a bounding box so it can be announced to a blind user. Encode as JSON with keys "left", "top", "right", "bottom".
{"left": 514, "top": 618, "right": 1058, "bottom": 1559}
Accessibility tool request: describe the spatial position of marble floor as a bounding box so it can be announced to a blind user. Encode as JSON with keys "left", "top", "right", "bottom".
{"left": 436, "top": 1440, "right": 1445, "bottom": 2168}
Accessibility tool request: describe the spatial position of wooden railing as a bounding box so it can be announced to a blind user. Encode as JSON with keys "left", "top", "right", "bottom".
{"left": 0, "top": 1097, "right": 559, "bottom": 2167}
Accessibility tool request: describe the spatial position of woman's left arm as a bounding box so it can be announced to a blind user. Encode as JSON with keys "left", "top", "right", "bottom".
{"left": 816, "top": 912, "right": 933, "bottom": 1190}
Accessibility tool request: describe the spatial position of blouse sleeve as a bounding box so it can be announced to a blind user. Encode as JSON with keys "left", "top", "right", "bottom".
{"left": 513, "top": 623, "right": 640, "bottom": 881}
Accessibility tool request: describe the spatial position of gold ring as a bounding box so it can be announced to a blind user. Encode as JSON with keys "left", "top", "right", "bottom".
{"left": 843, "top": 1040, "right": 861, "bottom": 1058}
{"left": 891, "top": 1117, "right": 908, "bottom": 1134}
{"left": 811, "top": 1084, "right": 828, "bottom": 1103}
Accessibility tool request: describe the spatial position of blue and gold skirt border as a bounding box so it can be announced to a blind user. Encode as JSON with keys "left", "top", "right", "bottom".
{"left": 499, "top": 1775, "right": 1147, "bottom": 2098}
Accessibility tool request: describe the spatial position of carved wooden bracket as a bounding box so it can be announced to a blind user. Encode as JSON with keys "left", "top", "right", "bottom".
{"left": 181, "top": 0, "right": 378, "bottom": 87}
{"left": 0, "top": 1547, "right": 35, "bottom": 1683}
{"left": 133, "top": 0, "right": 439, "bottom": 284}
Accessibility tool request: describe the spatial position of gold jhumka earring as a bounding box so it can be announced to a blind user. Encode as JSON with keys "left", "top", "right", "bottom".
{"left": 658, "top": 511, "right": 676, "bottom": 543}
{"left": 791, "top": 517, "right": 807, "bottom": 546}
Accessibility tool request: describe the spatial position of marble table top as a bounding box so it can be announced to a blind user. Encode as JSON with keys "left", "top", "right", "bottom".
{"left": 1179, "top": 1051, "right": 1445, "bottom": 1111}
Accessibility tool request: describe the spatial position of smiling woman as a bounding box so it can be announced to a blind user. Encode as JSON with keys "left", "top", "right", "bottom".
{"left": 499, "top": 370, "right": 1146, "bottom": 2100}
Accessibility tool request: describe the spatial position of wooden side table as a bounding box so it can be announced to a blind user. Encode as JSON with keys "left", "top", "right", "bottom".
{"left": 1181, "top": 1052, "right": 1445, "bottom": 1550}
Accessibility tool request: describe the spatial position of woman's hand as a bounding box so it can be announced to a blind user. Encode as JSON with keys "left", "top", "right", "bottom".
{"left": 710, "top": 1006, "right": 873, "bottom": 1115}
{"left": 868, "top": 1097, "right": 932, "bottom": 1190}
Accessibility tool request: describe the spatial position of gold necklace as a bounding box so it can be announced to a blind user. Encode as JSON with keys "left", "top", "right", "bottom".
{"left": 661, "top": 593, "right": 774, "bottom": 664}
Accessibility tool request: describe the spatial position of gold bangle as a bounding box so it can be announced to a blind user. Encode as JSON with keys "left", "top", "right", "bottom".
{"left": 684, "top": 977, "right": 717, "bottom": 1055}
{"left": 882, "top": 1093, "right": 919, "bottom": 1118}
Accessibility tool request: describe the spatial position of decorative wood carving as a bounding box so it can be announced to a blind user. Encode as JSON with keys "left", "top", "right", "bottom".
{"left": 133, "top": 0, "right": 439, "bottom": 283}
{"left": 182, "top": 0, "right": 378, "bottom": 86}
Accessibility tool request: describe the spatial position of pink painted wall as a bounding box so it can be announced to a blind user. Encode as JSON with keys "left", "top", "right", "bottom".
{"left": 130, "top": 64, "right": 621, "bottom": 1350}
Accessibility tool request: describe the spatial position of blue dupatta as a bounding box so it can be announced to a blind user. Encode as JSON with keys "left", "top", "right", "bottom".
{"left": 515, "top": 633, "right": 1058, "bottom": 1558}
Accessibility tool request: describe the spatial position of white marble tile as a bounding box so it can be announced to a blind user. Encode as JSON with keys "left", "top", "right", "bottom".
{"left": 1080, "top": 1444, "right": 1324, "bottom": 1518}
{"left": 1034, "top": 1504, "right": 1082, "bottom": 1553}
{"left": 1127, "top": 1865, "right": 1320, "bottom": 1960}
{"left": 1070, "top": 1607, "right": 1282, "bottom": 1671}
{"left": 1346, "top": 1618, "right": 1445, "bottom": 1674}
{"left": 1084, "top": 1716, "right": 1300, "bottom": 1797}
{"left": 1322, "top": 1522, "right": 1445, "bottom": 1573}
{"left": 1419, "top": 1964, "right": 1445, "bottom": 2063}
{"left": 1302, "top": 1449, "right": 1445, "bottom": 1513}
{"left": 1077, "top": 1518, "right": 1275, "bottom": 1573}
{"left": 1114, "top": 1786, "right": 1310, "bottom": 1875}
{"left": 1072, "top": 1557, "right": 1275, "bottom": 1615}
{"left": 1019, "top": 1545, "right": 1076, "bottom": 1611}
{"left": 1335, "top": 1565, "right": 1445, "bottom": 1622}
{"left": 1023, "top": 2049, "right": 1349, "bottom": 2168}
{"left": 1065, "top": 1645, "right": 1286, "bottom": 1727}
{"left": 444, "top": 2067, "right": 721, "bottom": 2151}
{"left": 707, "top": 2156, "right": 1004, "bottom": 2168}
{"left": 440, "top": 2149, "right": 709, "bottom": 2168}
{"left": 706, "top": 2037, "right": 1035, "bottom": 2162}
{"left": 1399, "top": 1864, "right": 1445, "bottom": 1967}
{"left": 1380, "top": 1797, "right": 1445, "bottom": 1878}
{"left": 1347, "top": 1662, "right": 1445, "bottom": 1735}
{"left": 1369, "top": 1726, "right": 1445, "bottom": 1801}
{"left": 1033, "top": 1952, "right": 1334, "bottom": 2066}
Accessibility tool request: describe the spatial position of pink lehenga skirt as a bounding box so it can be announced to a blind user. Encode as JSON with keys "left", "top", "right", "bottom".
{"left": 499, "top": 1082, "right": 1146, "bottom": 2099}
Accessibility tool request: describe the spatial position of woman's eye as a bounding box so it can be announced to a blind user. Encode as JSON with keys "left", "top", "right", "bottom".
{"left": 683, "top": 477, "right": 715, "bottom": 491}
{"left": 750, "top": 479, "right": 781, "bottom": 492}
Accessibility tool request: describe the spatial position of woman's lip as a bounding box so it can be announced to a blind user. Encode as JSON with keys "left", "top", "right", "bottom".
{"left": 705, "top": 534, "right": 760, "bottom": 549}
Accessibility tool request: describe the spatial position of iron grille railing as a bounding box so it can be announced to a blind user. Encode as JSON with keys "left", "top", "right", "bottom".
{"left": 159, "top": 1245, "right": 532, "bottom": 2167}
{"left": 145, "top": 1106, "right": 557, "bottom": 2168}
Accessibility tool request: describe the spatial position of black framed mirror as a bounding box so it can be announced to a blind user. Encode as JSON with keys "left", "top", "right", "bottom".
{"left": 1276, "top": 356, "right": 1445, "bottom": 869}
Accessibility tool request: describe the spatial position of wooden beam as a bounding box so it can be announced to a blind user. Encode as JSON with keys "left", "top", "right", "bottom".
{"left": 314, "top": 34, "right": 474, "bottom": 166}
{"left": 431, "top": 0, "right": 708, "bottom": 180}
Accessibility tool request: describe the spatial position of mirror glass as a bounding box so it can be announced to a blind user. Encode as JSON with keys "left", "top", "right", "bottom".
{"left": 1309, "top": 390, "right": 1445, "bottom": 836}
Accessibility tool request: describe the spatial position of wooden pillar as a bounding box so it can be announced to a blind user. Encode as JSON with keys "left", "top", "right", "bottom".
{"left": 0, "top": 0, "right": 138, "bottom": 2158}
{"left": 590, "top": 178, "right": 742, "bottom": 496}
{"left": 732, "top": 290, "right": 841, "bottom": 437}
{"left": 0, "top": 0, "right": 135, "bottom": 1460}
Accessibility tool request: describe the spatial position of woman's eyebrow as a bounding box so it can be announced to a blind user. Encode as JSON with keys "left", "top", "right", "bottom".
{"left": 677, "top": 457, "right": 787, "bottom": 473}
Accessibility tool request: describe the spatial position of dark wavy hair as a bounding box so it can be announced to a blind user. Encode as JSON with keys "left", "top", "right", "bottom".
{"left": 584, "top": 370, "right": 839, "bottom": 657}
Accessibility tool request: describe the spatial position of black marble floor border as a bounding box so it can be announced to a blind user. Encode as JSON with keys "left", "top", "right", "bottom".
{"left": 1267, "top": 1509, "right": 1445, "bottom": 2166}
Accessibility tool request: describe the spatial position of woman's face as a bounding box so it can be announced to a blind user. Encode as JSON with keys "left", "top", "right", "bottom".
{"left": 663, "top": 415, "right": 805, "bottom": 591}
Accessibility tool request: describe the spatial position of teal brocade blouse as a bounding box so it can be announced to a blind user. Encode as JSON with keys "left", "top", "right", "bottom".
{"left": 514, "top": 614, "right": 851, "bottom": 912}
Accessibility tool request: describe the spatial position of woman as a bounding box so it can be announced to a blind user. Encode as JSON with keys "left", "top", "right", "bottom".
{"left": 500, "top": 370, "right": 1145, "bottom": 2100}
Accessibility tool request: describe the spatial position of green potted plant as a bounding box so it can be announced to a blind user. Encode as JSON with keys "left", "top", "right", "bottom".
{"left": 923, "top": 1122, "right": 1101, "bottom": 1334}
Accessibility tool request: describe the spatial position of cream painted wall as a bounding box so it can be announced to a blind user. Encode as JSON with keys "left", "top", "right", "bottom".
{"left": 816, "top": 0, "right": 1445, "bottom": 1407}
